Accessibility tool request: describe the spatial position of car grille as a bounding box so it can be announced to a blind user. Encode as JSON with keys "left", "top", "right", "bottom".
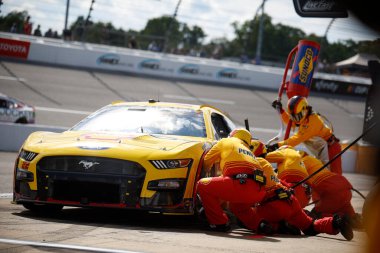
{"left": 37, "top": 156, "right": 145, "bottom": 176}
{"left": 36, "top": 156, "right": 146, "bottom": 205}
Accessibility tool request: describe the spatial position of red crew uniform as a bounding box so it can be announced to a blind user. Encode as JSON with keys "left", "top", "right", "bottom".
{"left": 265, "top": 146, "right": 311, "bottom": 208}
{"left": 196, "top": 129, "right": 266, "bottom": 229}
{"left": 250, "top": 158, "right": 353, "bottom": 240}
{"left": 301, "top": 152, "right": 356, "bottom": 219}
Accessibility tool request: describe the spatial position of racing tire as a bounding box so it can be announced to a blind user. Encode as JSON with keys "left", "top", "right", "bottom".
{"left": 194, "top": 194, "right": 208, "bottom": 225}
{"left": 22, "top": 203, "right": 64, "bottom": 213}
{"left": 15, "top": 117, "right": 28, "bottom": 124}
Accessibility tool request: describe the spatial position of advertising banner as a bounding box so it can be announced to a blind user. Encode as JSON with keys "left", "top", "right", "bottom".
{"left": 0, "top": 38, "right": 30, "bottom": 59}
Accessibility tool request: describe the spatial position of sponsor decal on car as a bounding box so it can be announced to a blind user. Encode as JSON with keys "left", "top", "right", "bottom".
{"left": 77, "top": 143, "right": 112, "bottom": 150}
{"left": 0, "top": 38, "right": 30, "bottom": 59}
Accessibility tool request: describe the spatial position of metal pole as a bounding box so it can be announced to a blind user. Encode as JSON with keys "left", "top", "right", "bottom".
{"left": 64, "top": 0, "right": 70, "bottom": 31}
{"left": 255, "top": 0, "right": 266, "bottom": 65}
{"left": 324, "top": 18, "right": 335, "bottom": 41}
{"left": 163, "top": 0, "right": 182, "bottom": 53}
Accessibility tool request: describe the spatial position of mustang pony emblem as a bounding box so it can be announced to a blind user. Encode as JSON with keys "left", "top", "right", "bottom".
{"left": 79, "top": 160, "right": 100, "bottom": 170}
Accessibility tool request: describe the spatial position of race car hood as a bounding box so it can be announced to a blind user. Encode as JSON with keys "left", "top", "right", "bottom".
{"left": 21, "top": 130, "right": 207, "bottom": 154}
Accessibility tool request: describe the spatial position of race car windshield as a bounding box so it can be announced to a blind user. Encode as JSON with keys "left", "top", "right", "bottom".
{"left": 71, "top": 106, "right": 207, "bottom": 137}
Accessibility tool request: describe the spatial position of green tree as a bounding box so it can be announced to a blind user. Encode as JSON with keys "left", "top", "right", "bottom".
{"left": 141, "top": 15, "right": 181, "bottom": 52}
{"left": 357, "top": 39, "right": 380, "bottom": 58}
{"left": 0, "top": 10, "right": 28, "bottom": 33}
{"left": 181, "top": 24, "right": 206, "bottom": 51}
{"left": 226, "top": 14, "right": 309, "bottom": 63}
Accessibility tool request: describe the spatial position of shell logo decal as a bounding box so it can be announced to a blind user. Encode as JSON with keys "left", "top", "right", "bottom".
{"left": 199, "top": 177, "right": 212, "bottom": 185}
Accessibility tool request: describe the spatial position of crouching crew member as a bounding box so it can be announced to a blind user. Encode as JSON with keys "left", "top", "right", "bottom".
{"left": 300, "top": 151, "right": 362, "bottom": 228}
{"left": 250, "top": 141, "right": 354, "bottom": 240}
{"left": 264, "top": 144, "right": 311, "bottom": 208}
{"left": 196, "top": 128, "right": 266, "bottom": 232}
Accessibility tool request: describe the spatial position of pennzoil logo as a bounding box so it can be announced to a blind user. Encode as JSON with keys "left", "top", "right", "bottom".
{"left": 298, "top": 48, "right": 314, "bottom": 83}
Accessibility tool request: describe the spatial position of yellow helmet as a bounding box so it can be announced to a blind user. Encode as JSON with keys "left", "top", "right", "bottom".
{"left": 287, "top": 96, "right": 309, "bottom": 123}
{"left": 229, "top": 128, "right": 252, "bottom": 146}
{"left": 278, "top": 145, "right": 293, "bottom": 150}
{"left": 251, "top": 139, "right": 267, "bottom": 156}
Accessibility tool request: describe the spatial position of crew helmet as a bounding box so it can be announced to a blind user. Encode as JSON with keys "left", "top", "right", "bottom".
{"left": 278, "top": 145, "right": 293, "bottom": 150}
{"left": 251, "top": 139, "right": 267, "bottom": 156}
{"left": 229, "top": 128, "right": 252, "bottom": 146}
{"left": 287, "top": 96, "right": 309, "bottom": 123}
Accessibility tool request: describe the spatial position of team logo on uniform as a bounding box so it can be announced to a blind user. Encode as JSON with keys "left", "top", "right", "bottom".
{"left": 199, "top": 178, "right": 212, "bottom": 185}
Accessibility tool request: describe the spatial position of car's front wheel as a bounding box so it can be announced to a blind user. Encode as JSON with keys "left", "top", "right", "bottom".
{"left": 22, "top": 203, "right": 64, "bottom": 213}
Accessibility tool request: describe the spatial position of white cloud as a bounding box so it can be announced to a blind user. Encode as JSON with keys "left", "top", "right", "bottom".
{"left": 2, "top": 0, "right": 379, "bottom": 42}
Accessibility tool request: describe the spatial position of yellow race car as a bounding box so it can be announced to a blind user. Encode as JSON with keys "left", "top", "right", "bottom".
{"left": 13, "top": 100, "right": 237, "bottom": 215}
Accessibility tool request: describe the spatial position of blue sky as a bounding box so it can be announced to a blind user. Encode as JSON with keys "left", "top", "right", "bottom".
{"left": 2, "top": 0, "right": 379, "bottom": 43}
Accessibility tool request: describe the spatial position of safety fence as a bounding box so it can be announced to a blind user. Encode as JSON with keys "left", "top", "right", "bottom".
{"left": 0, "top": 32, "right": 371, "bottom": 96}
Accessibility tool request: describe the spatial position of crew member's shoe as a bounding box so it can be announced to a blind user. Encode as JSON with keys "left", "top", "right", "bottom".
{"left": 258, "top": 220, "right": 274, "bottom": 235}
{"left": 278, "top": 220, "right": 301, "bottom": 235}
{"left": 333, "top": 214, "right": 354, "bottom": 241}
{"left": 208, "top": 223, "right": 231, "bottom": 232}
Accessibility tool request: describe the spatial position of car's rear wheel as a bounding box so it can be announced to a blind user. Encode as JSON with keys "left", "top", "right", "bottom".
{"left": 15, "top": 117, "right": 28, "bottom": 124}
{"left": 22, "top": 203, "right": 64, "bottom": 213}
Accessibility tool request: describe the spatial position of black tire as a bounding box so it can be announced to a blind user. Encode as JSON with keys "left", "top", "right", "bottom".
{"left": 194, "top": 194, "right": 208, "bottom": 225}
{"left": 15, "top": 117, "right": 28, "bottom": 124}
{"left": 22, "top": 203, "right": 64, "bottom": 213}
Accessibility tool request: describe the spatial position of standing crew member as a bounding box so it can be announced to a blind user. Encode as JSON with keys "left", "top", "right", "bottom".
{"left": 263, "top": 145, "right": 311, "bottom": 208}
{"left": 196, "top": 128, "right": 266, "bottom": 232}
{"left": 270, "top": 95, "right": 343, "bottom": 174}
{"left": 300, "top": 151, "right": 362, "bottom": 228}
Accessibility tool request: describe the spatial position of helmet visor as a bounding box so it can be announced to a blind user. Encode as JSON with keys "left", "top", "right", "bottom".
{"left": 290, "top": 111, "right": 304, "bottom": 122}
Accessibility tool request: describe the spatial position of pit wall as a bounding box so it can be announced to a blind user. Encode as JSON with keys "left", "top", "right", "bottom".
{"left": 0, "top": 32, "right": 371, "bottom": 96}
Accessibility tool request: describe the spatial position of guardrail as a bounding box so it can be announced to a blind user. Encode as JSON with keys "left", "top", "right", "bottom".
{"left": 0, "top": 122, "right": 67, "bottom": 152}
{"left": 0, "top": 32, "right": 371, "bottom": 96}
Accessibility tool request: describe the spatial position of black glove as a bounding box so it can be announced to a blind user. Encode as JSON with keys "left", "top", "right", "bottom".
{"left": 271, "top": 100, "right": 282, "bottom": 111}
{"left": 287, "top": 187, "right": 295, "bottom": 196}
{"left": 266, "top": 143, "right": 279, "bottom": 152}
